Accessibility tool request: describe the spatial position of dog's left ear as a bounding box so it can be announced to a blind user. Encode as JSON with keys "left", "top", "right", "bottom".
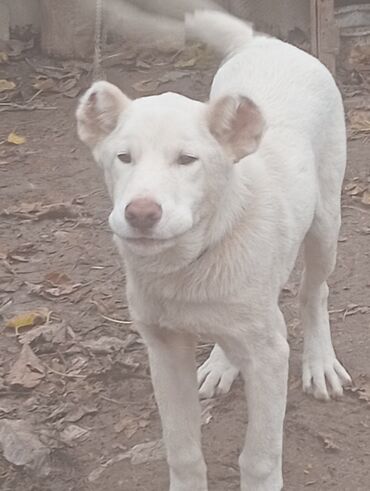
{"left": 76, "top": 81, "right": 131, "bottom": 149}
{"left": 207, "top": 95, "right": 265, "bottom": 162}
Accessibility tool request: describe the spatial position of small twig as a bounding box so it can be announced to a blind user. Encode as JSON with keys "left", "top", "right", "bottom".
{"left": 99, "top": 313, "right": 132, "bottom": 325}
{"left": 329, "top": 308, "right": 345, "bottom": 315}
{"left": 0, "top": 102, "right": 57, "bottom": 111}
{"left": 45, "top": 365, "right": 86, "bottom": 379}
{"left": 75, "top": 189, "right": 103, "bottom": 200}
{"left": 99, "top": 394, "right": 125, "bottom": 405}
{"left": 26, "top": 89, "right": 43, "bottom": 104}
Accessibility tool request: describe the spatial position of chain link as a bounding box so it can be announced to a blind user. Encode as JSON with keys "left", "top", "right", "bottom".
{"left": 93, "top": 0, "right": 105, "bottom": 81}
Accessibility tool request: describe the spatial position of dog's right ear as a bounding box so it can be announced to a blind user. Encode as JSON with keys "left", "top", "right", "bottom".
{"left": 76, "top": 81, "right": 131, "bottom": 149}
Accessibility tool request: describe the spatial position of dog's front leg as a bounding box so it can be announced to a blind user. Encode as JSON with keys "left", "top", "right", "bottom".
{"left": 139, "top": 325, "right": 208, "bottom": 491}
{"left": 227, "top": 310, "right": 289, "bottom": 491}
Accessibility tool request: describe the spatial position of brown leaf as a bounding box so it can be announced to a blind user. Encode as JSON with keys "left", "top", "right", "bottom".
{"left": 34, "top": 202, "right": 79, "bottom": 220}
{"left": 63, "top": 86, "right": 81, "bottom": 98}
{"left": 361, "top": 190, "right": 370, "bottom": 206}
{"left": 45, "top": 272, "right": 73, "bottom": 287}
{"left": 6, "top": 344, "right": 45, "bottom": 389}
{"left": 65, "top": 405, "right": 97, "bottom": 423}
{"left": 57, "top": 78, "right": 77, "bottom": 94}
{"left": 132, "top": 79, "right": 159, "bottom": 93}
{"left": 2, "top": 201, "right": 80, "bottom": 221}
{"left": 6, "top": 242, "right": 36, "bottom": 263}
{"left": 32, "top": 78, "right": 56, "bottom": 92}
{"left": 26, "top": 272, "right": 83, "bottom": 299}
{"left": 347, "top": 184, "right": 366, "bottom": 196}
{"left": 114, "top": 412, "right": 150, "bottom": 438}
{"left": 81, "top": 336, "right": 129, "bottom": 355}
{"left": 348, "top": 110, "right": 370, "bottom": 139}
{"left": 18, "top": 321, "right": 71, "bottom": 346}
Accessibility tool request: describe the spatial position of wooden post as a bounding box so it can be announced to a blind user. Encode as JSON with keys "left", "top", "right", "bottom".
{"left": 40, "top": 0, "right": 95, "bottom": 59}
{"left": 311, "top": 0, "right": 339, "bottom": 74}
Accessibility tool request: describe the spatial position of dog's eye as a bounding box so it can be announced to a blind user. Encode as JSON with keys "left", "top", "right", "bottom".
{"left": 117, "top": 152, "right": 132, "bottom": 164}
{"left": 177, "top": 154, "right": 197, "bottom": 166}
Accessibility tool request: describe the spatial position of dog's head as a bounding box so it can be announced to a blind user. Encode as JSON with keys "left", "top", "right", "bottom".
{"left": 76, "top": 81, "right": 264, "bottom": 256}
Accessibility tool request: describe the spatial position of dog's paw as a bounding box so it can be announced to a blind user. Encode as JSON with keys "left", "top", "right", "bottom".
{"left": 197, "top": 345, "right": 239, "bottom": 399}
{"left": 302, "top": 352, "right": 352, "bottom": 400}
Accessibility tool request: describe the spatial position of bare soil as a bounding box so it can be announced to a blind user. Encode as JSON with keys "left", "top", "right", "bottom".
{"left": 0, "top": 45, "right": 369, "bottom": 491}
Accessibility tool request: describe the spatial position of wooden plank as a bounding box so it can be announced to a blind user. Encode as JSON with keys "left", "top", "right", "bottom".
{"left": 313, "top": 0, "right": 339, "bottom": 74}
{"left": 310, "top": 0, "right": 318, "bottom": 57}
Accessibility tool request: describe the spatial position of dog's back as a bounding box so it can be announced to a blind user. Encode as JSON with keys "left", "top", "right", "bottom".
{"left": 188, "top": 11, "right": 346, "bottom": 179}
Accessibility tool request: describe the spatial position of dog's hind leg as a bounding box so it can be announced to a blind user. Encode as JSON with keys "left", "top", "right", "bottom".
{"left": 300, "top": 211, "right": 352, "bottom": 400}
{"left": 197, "top": 344, "right": 239, "bottom": 398}
{"left": 300, "top": 113, "right": 352, "bottom": 400}
{"left": 139, "top": 325, "right": 207, "bottom": 491}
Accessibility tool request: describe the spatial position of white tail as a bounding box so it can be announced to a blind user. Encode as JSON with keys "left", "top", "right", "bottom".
{"left": 185, "top": 10, "right": 254, "bottom": 57}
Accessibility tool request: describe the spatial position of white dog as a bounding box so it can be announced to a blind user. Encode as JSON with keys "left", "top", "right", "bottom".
{"left": 76, "top": 11, "right": 352, "bottom": 491}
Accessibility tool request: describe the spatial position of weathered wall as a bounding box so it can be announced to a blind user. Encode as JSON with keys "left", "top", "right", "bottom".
{"left": 0, "top": 0, "right": 40, "bottom": 40}
{"left": 5, "top": 0, "right": 40, "bottom": 28}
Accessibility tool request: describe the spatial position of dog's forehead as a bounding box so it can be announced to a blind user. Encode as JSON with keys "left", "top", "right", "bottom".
{"left": 123, "top": 92, "right": 204, "bottom": 133}
{"left": 134, "top": 92, "right": 203, "bottom": 112}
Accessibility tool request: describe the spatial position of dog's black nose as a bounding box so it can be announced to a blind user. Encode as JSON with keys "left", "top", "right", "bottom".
{"left": 125, "top": 198, "right": 162, "bottom": 230}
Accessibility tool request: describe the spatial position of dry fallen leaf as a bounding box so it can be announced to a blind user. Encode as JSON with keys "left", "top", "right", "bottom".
{"left": 6, "top": 344, "right": 45, "bottom": 389}
{"left": 348, "top": 110, "right": 370, "bottom": 139}
{"left": 6, "top": 242, "right": 36, "bottom": 263}
{"left": 32, "top": 77, "right": 56, "bottom": 92}
{"left": 318, "top": 433, "right": 340, "bottom": 453}
{"left": 26, "top": 272, "right": 83, "bottom": 299}
{"left": 17, "top": 322, "right": 68, "bottom": 346}
{"left": 174, "top": 44, "right": 214, "bottom": 69}
{"left": 0, "top": 52, "right": 8, "bottom": 63}
{"left": 358, "top": 384, "right": 370, "bottom": 403}
{"left": 114, "top": 411, "right": 150, "bottom": 438}
{"left": 60, "top": 424, "right": 89, "bottom": 446}
{"left": 132, "top": 79, "right": 159, "bottom": 93}
{"left": 45, "top": 272, "right": 73, "bottom": 287}
{"left": 2, "top": 201, "right": 80, "bottom": 220}
{"left": 129, "top": 440, "right": 165, "bottom": 465}
{"left": 361, "top": 190, "right": 370, "bottom": 206}
{"left": 347, "top": 184, "right": 366, "bottom": 197}
{"left": 0, "top": 79, "right": 15, "bottom": 92}
{"left": 5, "top": 309, "right": 49, "bottom": 335}
{"left": 65, "top": 404, "right": 97, "bottom": 423}
{"left": 7, "top": 132, "right": 26, "bottom": 145}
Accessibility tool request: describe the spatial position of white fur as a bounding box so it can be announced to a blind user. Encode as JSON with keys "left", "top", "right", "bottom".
{"left": 77, "top": 10, "right": 352, "bottom": 491}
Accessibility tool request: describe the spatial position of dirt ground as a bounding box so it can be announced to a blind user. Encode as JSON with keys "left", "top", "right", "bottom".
{"left": 0, "top": 42, "right": 370, "bottom": 491}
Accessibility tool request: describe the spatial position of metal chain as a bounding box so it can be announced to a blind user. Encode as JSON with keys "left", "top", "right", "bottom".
{"left": 93, "top": 0, "right": 105, "bottom": 81}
